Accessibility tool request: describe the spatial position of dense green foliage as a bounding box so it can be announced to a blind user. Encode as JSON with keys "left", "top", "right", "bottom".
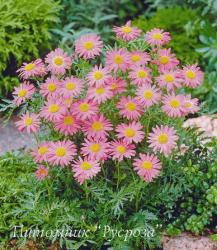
{"left": 0, "top": 0, "right": 61, "bottom": 96}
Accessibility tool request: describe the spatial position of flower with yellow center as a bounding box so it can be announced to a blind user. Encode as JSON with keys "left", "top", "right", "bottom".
{"left": 90, "top": 143, "right": 101, "bottom": 153}
{"left": 18, "top": 89, "right": 27, "bottom": 97}
{"left": 49, "top": 104, "right": 60, "bottom": 113}
{"left": 64, "top": 116, "right": 74, "bottom": 125}
{"left": 164, "top": 74, "right": 174, "bottom": 83}
{"left": 143, "top": 90, "right": 153, "bottom": 100}
{"left": 152, "top": 33, "right": 163, "bottom": 40}
{"left": 38, "top": 168, "right": 47, "bottom": 176}
{"left": 92, "top": 121, "right": 103, "bottom": 131}
{"left": 111, "top": 83, "right": 118, "bottom": 90}
{"left": 125, "top": 102, "right": 136, "bottom": 111}
{"left": 25, "top": 63, "right": 35, "bottom": 71}
{"left": 131, "top": 54, "right": 141, "bottom": 62}
{"left": 159, "top": 56, "right": 169, "bottom": 65}
{"left": 84, "top": 41, "right": 94, "bottom": 50}
{"left": 142, "top": 160, "right": 153, "bottom": 170}
{"left": 157, "top": 133, "right": 169, "bottom": 144}
{"left": 114, "top": 55, "right": 123, "bottom": 65}
{"left": 169, "top": 99, "right": 180, "bottom": 108}
{"left": 186, "top": 70, "right": 196, "bottom": 79}
{"left": 80, "top": 161, "right": 92, "bottom": 170}
{"left": 124, "top": 128, "right": 135, "bottom": 138}
{"left": 66, "top": 82, "right": 75, "bottom": 90}
{"left": 38, "top": 146, "right": 48, "bottom": 155}
{"left": 137, "top": 70, "right": 147, "bottom": 78}
{"left": 95, "top": 87, "right": 105, "bottom": 95}
{"left": 53, "top": 56, "right": 64, "bottom": 66}
{"left": 47, "top": 83, "right": 57, "bottom": 92}
{"left": 79, "top": 103, "right": 90, "bottom": 112}
{"left": 24, "top": 117, "right": 33, "bottom": 126}
{"left": 55, "top": 147, "right": 66, "bottom": 157}
{"left": 122, "top": 26, "right": 132, "bottom": 34}
{"left": 93, "top": 71, "right": 103, "bottom": 80}
{"left": 116, "top": 145, "right": 126, "bottom": 154}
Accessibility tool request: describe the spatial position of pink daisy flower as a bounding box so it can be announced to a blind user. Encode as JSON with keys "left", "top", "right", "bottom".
{"left": 60, "top": 76, "right": 83, "bottom": 98}
{"left": 136, "top": 84, "right": 161, "bottom": 108}
{"left": 182, "top": 94, "right": 199, "bottom": 115}
{"left": 162, "top": 94, "right": 185, "bottom": 117}
{"left": 87, "top": 65, "right": 110, "bottom": 87}
{"left": 155, "top": 70, "right": 182, "bottom": 91}
{"left": 105, "top": 48, "right": 130, "bottom": 73}
{"left": 113, "top": 21, "right": 141, "bottom": 42}
{"left": 13, "top": 82, "right": 35, "bottom": 106}
{"left": 117, "top": 96, "right": 143, "bottom": 120}
{"left": 47, "top": 140, "right": 77, "bottom": 167}
{"left": 54, "top": 111, "right": 81, "bottom": 136}
{"left": 15, "top": 112, "right": 40, "bottom": 134}
{"left": 45, "top": 48, "right": 72, "bottom": 75}
{"left": 40, "top": 77, "right": 61, "bottom": 98}
{"left": 40, "top": 98, "right": 66, "bottom": 122}
{"left": 83, "top": 114, "right": 113, "bottom": 140}
{"left": 155, "top": 48, "right": 179, "bottom": 72}
{"left": 72, "top": 157, "right": 101, "bottom": 185}
{"left": 35, "top": 165, "right": 49, "bottom": 180}
{"left": 71, "top": 99, "right": 98, "bottom": 120}
{"left": 17, "top": 59, "right": 45, "bottom": 79}
{"left": 87, "top": 84, "right": 113, "bottom": 104}
{"left": 75, "top": 34, "right": 103, "bottom": 60}
{"left": 129, "top": 65, "right": 151, "bottom": 86}
{"left": 145, "top": 28, "right": 171, "bottom": 47}
{"left": 105, "top": 76, "right": 126, "bottom": 95}
{"left": 116, "top": 122, "right": 145, "bottom": 144}
{"left": 109, "top": 139, "right": 136, "bottom": 162}
{"left": 32, "top": 142, "right": 50, "bottom": 163}
{"left": 133, "top": 153, "right": 161, "bottom": 182}
{"left": 148, "top": 125, "right": 178, "bottom": 156}
{"left": 81, "top": 138, "right": 109, "bottom": 160}
{"left": 181, "top": 64, "right": 204, "bottom": 88}
{"left": 129, "top": 51, "right": 150, "bottom": 67}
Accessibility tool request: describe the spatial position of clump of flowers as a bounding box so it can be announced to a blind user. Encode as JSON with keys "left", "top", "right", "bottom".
{"left": 14, "top": 23, "right": 203, "bottom": 186}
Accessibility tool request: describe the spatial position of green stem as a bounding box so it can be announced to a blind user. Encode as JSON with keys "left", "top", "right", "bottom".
{"left": 84, "top": 181, "right": 88, "bottom": 200}
{"left": 116, "top": 162, "right": 120, "bottom": 189}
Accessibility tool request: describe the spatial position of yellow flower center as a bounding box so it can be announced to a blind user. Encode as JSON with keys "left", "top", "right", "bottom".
{"left": 79, "top": 103, "right": 90, "bottom": 112}
{"left": 169, "top": 99, "right": 181, "bottom": 108}
{"left": 186, "top": 70, "right": 196, "bottom": 79}
{"left": 122, "top": 26, "right": 132, "bottom": 33}
{"left": 38, "top": 168, "right": 47, "bottom": 176}
{"left": 159, "top": 56, "right": 170, "bottom": 65}
{"left": 142, "top": 160, "right": 153, "bottom": 170}
{"left": 93, "top": 71, "right": 103, "bottom": 80}
{"left": 84, "top": 41, "right": 94, "bottom": 50}
{"left": 55, "top": 147, "right": 66, "bottom": 157}
{"left": 95, "top": 87, "right": 105, "bottom": 95}
{"left": 18, "top": 89, "right": 27, "bottom": 97}
{"left": 157, "top": 133, "right": 169, "bottom": 144}
{"left": 24, "top": 117, "right": 33, "bottom": 126}
{"left": 164, "top": 74, "right": 174, "bottom": 83}
{"left": 114, "top": 55, "right": 123, "bottom": 65}
{"left": 92, "top": 121, "right": 103, "bottom": 131}
{"left": 47, "top": 83, "right": 57, "bottom": 92}
{"left": 66, "top": 82, "right": 75, "bottom": 90}
{"left": 124, "top": 128, "right": 135, "bottom": 138}
{"left": 152, "top": 33, "right": 163, "bottom": 40}
{"left": 49, "top": 104, "right": 60, "bottom": 113}
{"left": 111, "top": 83, "right": 118, "bottom": 90}
{"left": 25, "top": 63, "right": 35, "bottom": 71}
{"left": 131, "top": 54, "right": 141, "bottom": 62}
{"left": 116, "top": 145, "right": 126, "bottom": 154}
{"left": 143, "top": 90, "right": 153, "bottom": 100}
{"left": 65, "top": 98, "right": 72, "bottom": 106}
{"left": 64, "top": 116, "right": 74, "bottom": 125}
{"left": 38, "top": 146, "right": 48, "bottom": 155}
{"left": 137, "top": 70, "right": 147, "bottom": 78}
{"left": 185, "top": 102, "right": 192, "bottom": 108}
{"left": 125, "top": 102, "right": 136, "bottom": 111}
{"left": 80, "top": 161, "right": 92, "bottom": 170}
{"left": 90, "top": 143, "right": 101, "bottom": 152}
{"left": 54, "top": 56, "right": 63, "bottom": 66}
